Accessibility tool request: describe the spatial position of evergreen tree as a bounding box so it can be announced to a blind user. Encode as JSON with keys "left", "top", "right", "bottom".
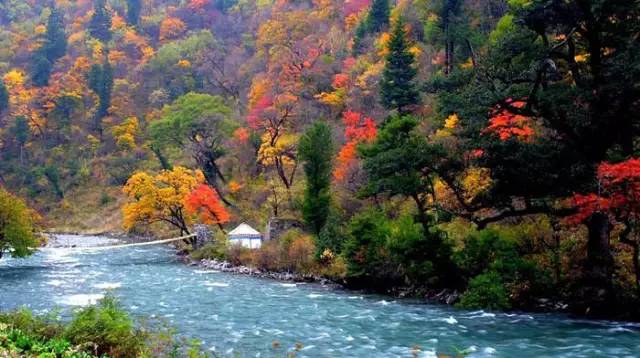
{"left": 126, "top": 0, "right": 141, "bottom": 26}
{"left": 30, "top": 54, "right": 52, "bottom": 87}
{"left": 298, "top": 121, "right": 333, "bottom": 235}
{"left": 366, "top": 0, "right": 389, "bottom": 33}
{"left": 30, "top": 5, "right": 67, "bottom": 87}
{"left": 89, "top": 0, "right": 112, "bottom": 43}
{"left": 13, "top": 116, "right": 29, "bottom": 165}
{"left": 380, "top": 18, "right": 419, "bottom": 114}
{"left": 0, "top": 80, "right": 8, "bottom": 113}
{"left": 43, "top": 6, "right": 67, "bottom": 62}
{"left": 88, "top": 60, "right": 113, "bottom": 136}
{"left": 352, "top": 19, "right": 368, "bottom": 56}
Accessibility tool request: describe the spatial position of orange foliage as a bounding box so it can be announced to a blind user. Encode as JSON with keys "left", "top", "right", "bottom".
{"left": 185, "top": 184, "right": 231, "bottom": 225}
{"left": 233, "top": 127, "right": 251, "bottom": 144}
{"left": 159, "top": 17, "right": 187, "bottom": 41}
{"left": 334, "top": 111, "right": 377, "bottom": 182}
{"left": 483, "top": 99, "right": 535, "bottom": 141}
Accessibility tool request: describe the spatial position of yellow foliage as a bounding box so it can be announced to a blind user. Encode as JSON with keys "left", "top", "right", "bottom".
{"left": 177, "top": 59, "right": 191, "bottom": 68}
{"left": 35, "top": 24, "right": 46, "bottom": 34}
{"left": 461, "top": 167, "right": 492, "bottom": 202}
{"left": 122, "top": 167, "right": 204, "bottom": 231}
{"left": 92, "top": 41, "right": 103, "bottom": 59}
{"left": 258, "top": 132, "right": 297, "bottom": 166}
{"left": 3, "top": 70, "right": 25, "bottom": 88}
{"left": 111, "top": 117, "right": 139, "bottom": 150}
{"left": 68, "top": 31, "right": 84, "bottom": 44}
{"left": 111, "top": 14, "right": 127, "bottom": 31}
{"left": 248, "top": 77, "right": 270, "bottom": 108}
{"left": 444, "top": 113, "right": 459, "bottom": 129}
{"left": 574, "top": 54, "right": 588, "bottom": 63}
{"left": 108, "top": 50, "right": 127, "bottom": 63}
{"left": 315, "top": 88, "right": 345, "bottom": 107}
{"left": 460, "top": 57, "right": 474, "bottom": 69}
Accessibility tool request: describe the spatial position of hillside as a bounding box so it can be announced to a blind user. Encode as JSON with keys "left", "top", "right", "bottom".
{"left": 1, "top": 0, "right": 640, "bottom": 318}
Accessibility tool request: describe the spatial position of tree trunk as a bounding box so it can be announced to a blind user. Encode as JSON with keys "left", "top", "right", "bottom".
{"left": 580, "top": 212, "right": 614, "bottom": 315}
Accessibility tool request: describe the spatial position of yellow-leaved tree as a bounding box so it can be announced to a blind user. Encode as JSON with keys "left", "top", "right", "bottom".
{"left": 122, "top": 167, "right": 204, "bottom": 235}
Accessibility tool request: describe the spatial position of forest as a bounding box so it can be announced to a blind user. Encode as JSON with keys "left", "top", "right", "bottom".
{"left": 0, "top": 0, "right": 639, "bottom": 321}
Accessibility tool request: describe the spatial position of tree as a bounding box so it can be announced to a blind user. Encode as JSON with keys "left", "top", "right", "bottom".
{"left": 149, "top": 93, "right": 235, "bottom": 205}
{"left": 12, "top": 116, "right": 29, "bottom": 165}
{"left": 31, "top": 5, "right": 67, "bottom": 87}
{"left": 185, "top": 184, "right": 231, "bottom": 231}
{"left": 380, "top": 17, "right": 419, "bottom": 114}
{"left": 126, "top": 0, "right": 141, "bottom": 26}
{"left": 89, "top": 0, "right": 113, "bottom": 43}
{"left": 298, "top": 122, "right": 333, "bottom": 235}
{"left": 30, "top": 54, "right": 52, "bottom": 87}
{"left": 43, "top": 6, "right": 67, "bottom": 62}
{"left": 122, "top": 167, "right": 204, "bottom": 235}
{"left": 366, "top": 0, "right": 389, "bottom": 33}
{"left": 88, "top": 60, "right": 113, "bottom": 137}
{"left": 0, "top": 80, "right": 8, "bottom": 113}
{"left": 430, "top": 0, "right": 640, "bottom": 314}
{"left": 360, "top": 114, "right": 456, "bottom": 284}
{"left": 0, "top": 187, "right": 40, "bottom": 259}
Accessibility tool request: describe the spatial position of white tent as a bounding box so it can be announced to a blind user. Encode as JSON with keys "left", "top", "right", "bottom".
{"left": 228, "top": 223, "right": 263, "bottom": 249}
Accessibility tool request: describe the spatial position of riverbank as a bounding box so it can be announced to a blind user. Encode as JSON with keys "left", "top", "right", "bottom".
{"left": 191, "top": 258, "right": 572, "bottom": 315}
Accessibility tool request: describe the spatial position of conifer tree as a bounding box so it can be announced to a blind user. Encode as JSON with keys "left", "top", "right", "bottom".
{"left": 298, "top": 122, "right": 334, "bottom": 235}
{"left": 88, "top": 59, "right": 113, "bottom": 136}
{"left": 126, "top": 0, "right": 141, "bottom": 26}
{"left": 89, "top": 0, "right": 113, "bottom": 43}
{"left": 43, "top": 7, "right": 67, "bottom": 62}
{"left": 30, "top": 54, "right": 52, "bottom": 87}
{"left": 0, "top": 80, "right": 8, "bottom": 113}
{"left": 366, "top": 0, "right": 389, "bottom": 33}
{"left": 380, "top": 17, "right": 419, "bottom": 114}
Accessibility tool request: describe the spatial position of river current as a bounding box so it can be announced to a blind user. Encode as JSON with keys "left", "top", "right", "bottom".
{"left": 1, "top": 235, "right": 639, "bottom": 357}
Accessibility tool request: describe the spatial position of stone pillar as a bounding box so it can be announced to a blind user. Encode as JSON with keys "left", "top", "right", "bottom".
{"left": 193, "top": 224, "right": 212, "bottom": 249}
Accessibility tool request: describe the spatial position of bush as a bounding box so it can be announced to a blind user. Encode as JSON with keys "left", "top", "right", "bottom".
{"left": 458, "top": 271, "right": 511, "bottom": 310}
{"left": 64, "top": 295, "right": 145, "bottom": 357}
{"left": 288, "top": 235, "right": 316, "bottom": 273}
{"left": 191, "top": 241, "right": 227, "bottom": 261}
{"left": 255, "top": 240, "right": 282, "bottom": 271}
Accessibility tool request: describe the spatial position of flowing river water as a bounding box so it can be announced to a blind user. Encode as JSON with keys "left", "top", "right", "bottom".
{"left": 1, "top": 235, "right": 639, "bottom": 357}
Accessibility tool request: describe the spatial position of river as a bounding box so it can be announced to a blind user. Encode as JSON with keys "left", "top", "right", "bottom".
{"left": 1, "top": 235, "right": 639, "bottom": 357}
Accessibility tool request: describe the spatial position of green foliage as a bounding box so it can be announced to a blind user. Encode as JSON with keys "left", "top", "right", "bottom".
{"left": 343, "top": 209, "right": 393, "bottom": 281}
{"left": 317, "top": 207, "right": 346, "bottom": 255}
{"left": 42, "top": 6, "right": 67, "bottom": 62}
{"left": 0, "top": 187, "right": 40, "bottom": 259}
{"left": 13, "top": 116, "right": 30, "bottom": 147}
{"left": 88, "top": 0, "right": 112, "bottom": 43}
{"left": 380, "top": 17, "right": 419, "bottom": 114}
{"left": 0, "top": 80, "right": 8, "bottom": 112}
{"left": 126, "top": 0, "right": 142, "bottom": 26}
{"left": 298, "top": 121, "right": 333, "bottom": 235}
{"left": 457, "top": 271, "right": 511, "bottom": 310}
{"left": 30, "top": 53, "right": 52, "bottom": 87}
{"left": 365, "top": 0, "right": 389, "bottom": 33}
{"left": 64, "top": 295, "right": 144, "bottom": 357}
{"left": 88, "top": 60, "right": 113, "bottom": 129}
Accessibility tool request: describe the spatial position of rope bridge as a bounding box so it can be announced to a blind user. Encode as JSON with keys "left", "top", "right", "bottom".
{"left": 41, "top": 233, "right": 197, "bottom": 251}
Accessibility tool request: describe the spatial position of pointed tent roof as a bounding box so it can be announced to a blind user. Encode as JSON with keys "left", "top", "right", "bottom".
{"left": 228, "top": 223, "right": 261, "bottom": 237}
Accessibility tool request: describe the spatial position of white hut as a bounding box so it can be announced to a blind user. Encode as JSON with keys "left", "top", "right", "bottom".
{"left": 228, "top": 223, "right": 263, "bottom": 249}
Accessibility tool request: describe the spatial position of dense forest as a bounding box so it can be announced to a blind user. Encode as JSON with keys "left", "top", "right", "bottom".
{"left": 1, "top": 0, "right": 639, "bottom": 320}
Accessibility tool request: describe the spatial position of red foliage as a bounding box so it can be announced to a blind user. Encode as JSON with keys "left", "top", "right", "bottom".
{"left": 234, "top": 127, "right": 251, "bottom": 144}
{"left": 483, "top": 99, "right": 535, "bottom": 141}
{"left": 566, "top": 158, "right": 640, "bottom": 225}
{"left": 247, "top": 95, "right": 274, "bottom": 130}
{"left": 334, "top": 111, "right": 377, "bottom": 182}
{"left": 185, "top": 184, "right": 231, "bottom": 225}
{"left": 332, "top": 73, "right": 349, "bottom": 89}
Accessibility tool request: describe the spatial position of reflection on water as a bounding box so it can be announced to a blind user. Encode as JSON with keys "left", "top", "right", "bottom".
{"left": 1, "top": 235, "right": 639, "bottom": 357}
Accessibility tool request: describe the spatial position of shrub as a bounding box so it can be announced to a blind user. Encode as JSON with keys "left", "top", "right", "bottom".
{"left": 191, "top": 241, "right": 227, "bottom": 261}
{"left": 458, "top": 271, "right": 511, "bottom": 310}
{"left": 288, "top": 235, "right": 316, "bottom": 273}
{"left": 64, "top": 295, "right": 144, "bottom": 357}
{"left": 255, "top": 239, "right": 282, "bottom": 271}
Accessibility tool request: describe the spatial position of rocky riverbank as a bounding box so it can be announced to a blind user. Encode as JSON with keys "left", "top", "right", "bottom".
{"left": 191, "top": 258, "right": 570, "bottom": 313}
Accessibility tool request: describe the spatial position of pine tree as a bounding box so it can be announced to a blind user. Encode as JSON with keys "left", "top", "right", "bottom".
{"left": 88, "top": 59, "right": 113, "bottom": 136}
{"left": 0, "top": 80, "right": 8, "bottom": 113}
{"left": 30, "top": 54, "right": 52, "bottom": 87}
{"left": 366, "top": 0, "right": 389, "bottom": 33}
{"left": 43, "top": 7, "right": 67, "bottom": 62}
{"left": 31, "top": 5, "right": 67, "bottom": 87}
{"left": 89, "top": 0, "right": 113, "bottom": 43}
{"left": 298, "top": 121, "right": 334, "bottom": 235}
{"left": 126, "top": 0, "right": 141, "bottom": 26}
{"left": 380, "top": 18, "right": 419, "bottom": 114}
